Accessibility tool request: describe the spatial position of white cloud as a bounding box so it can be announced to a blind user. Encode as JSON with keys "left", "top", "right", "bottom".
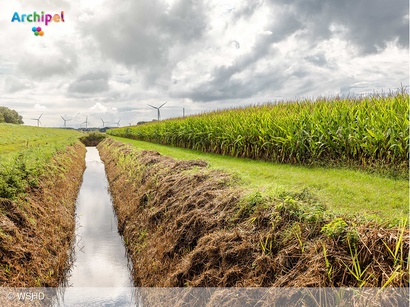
{"left": 0, "top": 0, "right": 407, "bottom": 127}
{"left": 89, "top": 102, "right": 118, "bottom": 114}
{"left": 90, "top": 103, "right": 108, "bottom": 113}
{"left": 34, "top": 103, "right": 46, "bottom": 110}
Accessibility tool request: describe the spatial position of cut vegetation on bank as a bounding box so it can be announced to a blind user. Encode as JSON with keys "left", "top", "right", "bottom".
{"left": 110, "top": 136, "right": 408, "bottom": 222}
{"left": 98, "top": 139, "right": 409, "bottom": 288}
{"left": 0, "top": 124, "right": 85, "bottom": 287}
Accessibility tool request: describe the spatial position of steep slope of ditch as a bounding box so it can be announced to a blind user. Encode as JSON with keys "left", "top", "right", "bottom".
{"left": 98, "top": 138, "right": 409, "bottom": 288}
{"left": 0, "top": 144, "right": 86, "bottom": 287}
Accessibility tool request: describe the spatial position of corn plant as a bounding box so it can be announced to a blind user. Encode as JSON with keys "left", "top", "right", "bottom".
{"left": 109, "top": 91, "right": 409, "bottom": 173}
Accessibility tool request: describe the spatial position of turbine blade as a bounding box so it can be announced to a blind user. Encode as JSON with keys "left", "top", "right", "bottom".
{"left": 159, "top": 101, "right": 167, "bottom": 108}
{"left": 148, "top": 104, "right": 157, "bottom": 109}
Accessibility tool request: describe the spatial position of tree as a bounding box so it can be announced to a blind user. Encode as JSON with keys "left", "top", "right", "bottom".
{"left": 0, "top": 107, "right": 24, "bottom": 124}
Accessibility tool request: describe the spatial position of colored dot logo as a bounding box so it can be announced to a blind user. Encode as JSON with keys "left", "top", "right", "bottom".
{"left": 32, "top": 26, "right": 44, "bottom": 36}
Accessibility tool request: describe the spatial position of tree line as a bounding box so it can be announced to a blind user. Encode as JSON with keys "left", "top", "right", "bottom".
{"left": 0, "top": 106, "right": 24, "bottom": 124}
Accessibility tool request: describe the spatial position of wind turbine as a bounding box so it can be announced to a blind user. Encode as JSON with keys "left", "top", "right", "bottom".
{"left": 148, "top": 102, "right": 167, "bottom": 121}
{"left": 82, "top": 116, "right": 91, "bottom": 129}
{"left": 115, "top": 119, "right": 121, "bottom": 127}
{"left": 32, "top": 113, "right": 43, "bottom": 127}
{"left": 100, "top": 118, "right": 107, "bottom": 128}
{"left": 60, "top": 115, "right": 72, "bottom": 128}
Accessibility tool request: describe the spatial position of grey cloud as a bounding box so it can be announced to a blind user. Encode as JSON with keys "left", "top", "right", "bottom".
{"left": 17, "top": 49, "right": 77, "bottom": 79}
{"left": 269, "top": 0, "right": 409, "bottom": 54}
{"left": 84, "top": 0, "right": 209, "bottom": 85}
{"left": 4, "top": 77, "right": 30, "bottom": 93}
{"left": 267, "top": 9, "right": 303, "bottom": 42}
{"left": 183, "top": 79, "right": 262, "bottom": 102}
{"left": 68, "top": 71, "right": 110, "bottom": 94}
{"left": 176, "top": 50, "right": 295, "bottom": 102}
{"left": 2, "top": 0, "right": 405, "bottom": 127}
{"left": 113, "top": 74, "right": 132, "bottom": 85}
{"left": 231, "top": 0, "right": 263, "bottom": 21}
{"left": 172, "top": 9, "right": 304, "bottom": 102}
{"left": 164, "top": 0, "right": 209, "bottom": 42}
{"left": 184, "top": 69, "right": 288, "bottom": 102}
{"left": 305, "top": 53, "right": 328, "bottom": 67}
{"left": 338, "top": 0, "right": 409, "bottom": 53}
{"left": 196, "top": 3, "right": 319, "bottom": 102}
{"left": 182, "top": 0, "right": 408, "bottom": 103}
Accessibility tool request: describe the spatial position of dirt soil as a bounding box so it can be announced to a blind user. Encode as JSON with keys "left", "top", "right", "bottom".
{"left": 0, "top": 144, "right": 86, "bottom": 287}
{"left": 98, "top": 138, "right": 409, "bottom": 289}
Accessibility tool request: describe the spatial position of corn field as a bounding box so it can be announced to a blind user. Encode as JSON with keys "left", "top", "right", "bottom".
{"left": 109, "top": 92, "right": 409, "bottom": 173}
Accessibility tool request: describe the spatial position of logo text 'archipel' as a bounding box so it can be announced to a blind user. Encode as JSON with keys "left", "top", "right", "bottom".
{"left": 11, "top": 11, "right": 65, "bottom": 26}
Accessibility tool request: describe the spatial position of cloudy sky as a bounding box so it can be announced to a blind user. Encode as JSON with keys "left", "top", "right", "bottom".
{"left": 0, "top": 0, "right": 408, "bottom": 128}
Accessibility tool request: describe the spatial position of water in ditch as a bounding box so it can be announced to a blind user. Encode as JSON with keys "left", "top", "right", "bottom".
{"left": 56, "top": 147, "right": 136, "bottom": 306}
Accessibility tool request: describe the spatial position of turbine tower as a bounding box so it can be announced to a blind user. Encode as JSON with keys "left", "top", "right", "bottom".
{"left": 82, "top": 116, "right": 91, "bottom": 129}
{"left": 148, "top": 101, "right": 167, "bottom": 121}
{"left": 60, "top": 115, "right": 72, "bottom": 128}
{"left": 32, "top": 113, "right": 43, "bottom": 127}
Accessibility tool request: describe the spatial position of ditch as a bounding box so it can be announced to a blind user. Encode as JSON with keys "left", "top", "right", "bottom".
{"left": 57, "top": 147, "right": 135, "bottom": 305}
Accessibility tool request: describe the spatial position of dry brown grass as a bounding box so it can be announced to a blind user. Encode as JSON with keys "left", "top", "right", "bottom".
{"left": 98, "top": 138, "right": 409, "bottom": 288}
{"left": 0, "top": 144, "right": 86, "bottom": 287}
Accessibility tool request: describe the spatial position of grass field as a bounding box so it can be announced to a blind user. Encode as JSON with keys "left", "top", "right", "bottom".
{"left": 0, "top": 124, "right": 82, "bottom": 199}
{"left": 111, "top": 136, "right": 408, "bottom": 223}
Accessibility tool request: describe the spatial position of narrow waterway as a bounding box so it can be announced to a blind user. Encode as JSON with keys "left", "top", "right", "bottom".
{"left": 57, "top": 147, "right": 135, "bottom": 306}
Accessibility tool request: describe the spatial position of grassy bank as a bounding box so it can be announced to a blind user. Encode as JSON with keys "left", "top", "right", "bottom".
{"left": 0, "top": 124, "right": 85, "bottom": 286}
{"left": 108, "top": 91, "right": 409, "bottom": 177}
{"left": 110, "top": 136, "right": 408, "bottom": 223}
{"left": 98, "top": 138, "right": 409, "bottom": 288}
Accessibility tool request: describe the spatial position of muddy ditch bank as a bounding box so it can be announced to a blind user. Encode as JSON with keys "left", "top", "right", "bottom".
{"left": 98, "top": 138, "right": 409, "bottom": 288}
{"left": 0, "top": 143, "right": 86, "bottom": 287}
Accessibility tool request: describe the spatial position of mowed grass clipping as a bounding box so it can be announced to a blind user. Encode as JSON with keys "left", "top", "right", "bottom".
{"left": 111, "top": 136, "right": 409, "bottom": 223}
{"left": 109, "top": 91, "right": 409, "bottom": 177}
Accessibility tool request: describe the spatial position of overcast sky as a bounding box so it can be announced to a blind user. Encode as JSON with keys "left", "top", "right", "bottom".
{"left": 0, "top": 0, "right": 408, "bottom": 128}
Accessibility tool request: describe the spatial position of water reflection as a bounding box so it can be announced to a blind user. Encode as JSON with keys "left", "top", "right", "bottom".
{"left": 56, "top": 147, "right": 135, "bottom": 306}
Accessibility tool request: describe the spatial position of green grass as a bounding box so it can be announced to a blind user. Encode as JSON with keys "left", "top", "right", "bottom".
{"left": 111, "top": 136, "right": 408, "bottom": 223}
{"left": 0, "top": 124, "right": 81, "bottom": 158}
{"left": 0, "top": 124, "right": 82, "bottom": 199}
